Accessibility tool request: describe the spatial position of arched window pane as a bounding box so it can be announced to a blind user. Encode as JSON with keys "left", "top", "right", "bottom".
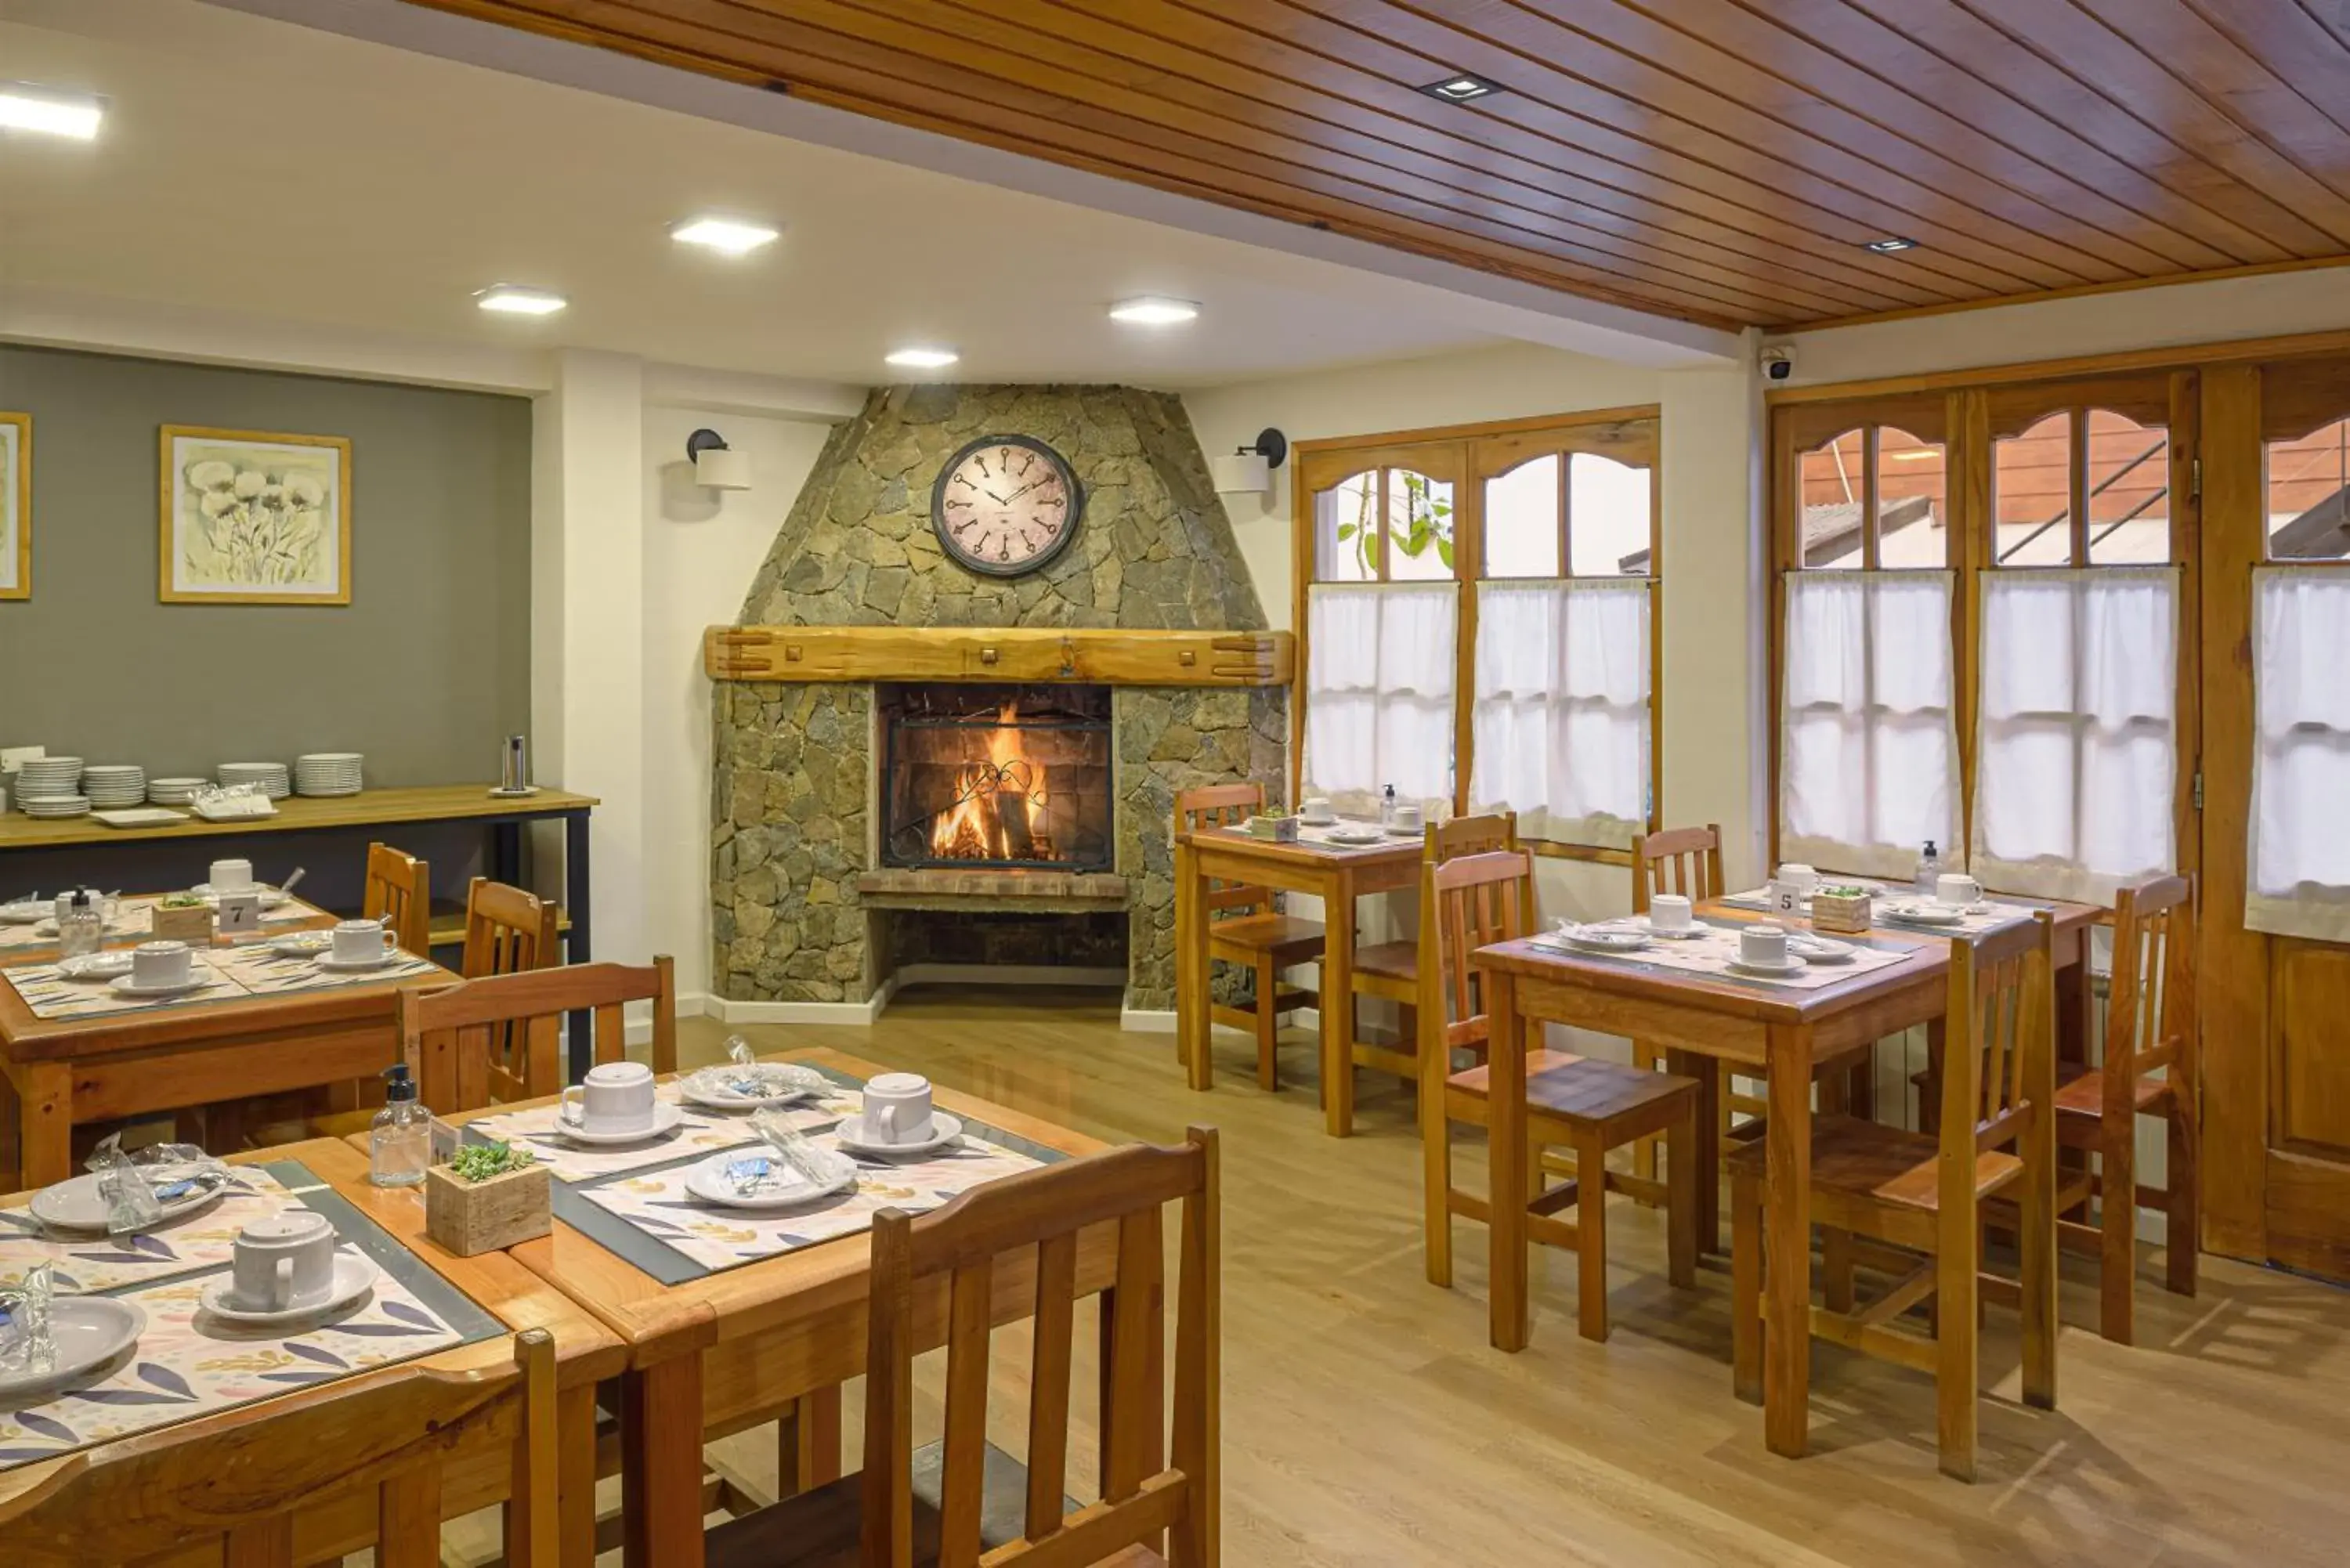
{"left": 2266, "top": 417, "right": 2350, "bottom": 561}
{"left": 1384, "top": 469, "right": 1455, "bottom": 580}
{"left": 1483, "top": 455, "right": 1560, "bottom": 578}
{"left": 1312, "top": 470, "right": 1375, "bottom": 581}
{"left": 1799, "top": 428, "right": 1865, "bottom": 569}
{"left": 1876, "top": 427, "right": 1947, "bottom": 568}
{"left": 2087, "top": 409, "right": 2171, "bottom": 564}
{"left": 1567, "top": 455, "right": 1652, "bottom": 576}
{"left": 1995, "top": 413, "right": 2073, "bottom": 565}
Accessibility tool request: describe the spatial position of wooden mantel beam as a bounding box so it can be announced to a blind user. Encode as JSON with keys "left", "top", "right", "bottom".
{"left": 703, "top": 626, "right": 1293, "bottom": 687}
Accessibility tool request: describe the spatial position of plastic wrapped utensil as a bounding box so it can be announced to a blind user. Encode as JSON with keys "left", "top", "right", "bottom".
{"left": 86, "top": 1134, "right": 236, "bottom": 1236}
{"left": 0, "top": 1263, "right": 57, "bottom": 1377}
{"left": 681, "top": 1036, "right": 828, "bottom": 1107}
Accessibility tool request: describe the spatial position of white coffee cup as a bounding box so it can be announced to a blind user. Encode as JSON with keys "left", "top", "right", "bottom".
{"left": 1391, "top": 804, "right": 1425, "bottom": 833}
{"left": 229, "top": 1209, "right": 337, "bottom": 1313}
{"left": 130, "top": 939, "right": 193, "bottom": 989}
{"left": 561, "top": 1060, "right": 656, "bottom": 1133}
{"left": 1936, "top": 873, "right": 1983, "bottom": 909}
{"left": 1650, "top": 893, "right": 1693, "bottom": 931}
{"left": 1777, "top": 863, "right": 1819, "bottom": 898}
{"left": 331, "top": 917, "right": 393, "bottom": 965}
{"left": 208, "top": 858, "right": 255, "bottom": 893}
{"left": 862, "top": 1072, "right": 936, "bottom": 1146}
{"left": 1740, "top": 923, "right": 1791, "bottom": 966}
{"left": 52, "top": 887, "right": 112, "bottom": 926}
{"left": 1299, "top": 797, "right": 1336, "bottom": 826}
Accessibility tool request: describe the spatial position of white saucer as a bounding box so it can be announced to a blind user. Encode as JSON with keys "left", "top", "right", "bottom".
{"left": 1885, "top": 901, "right": 1966, "bottom": 925}
{"left": 200, "top": 1254, "right": 378, "bottom": 1326}
{"left": 1788, "top": 934, "right": 1856, "bottom": 964}
{"left": 1638, "top": 920, "right": 1710, "bottom": 941}
{"left": 267, "top": 931, "right": 335, "bottom": 957}
{"left": 0, "top": 901, "right": 49, "bottom": 924}
{"left": 190, "top": 884, "right": 289, "bottom": 909}
{"left": 558, "top": 1101, "right": 687, "bottom": 1146}
{"left": 0, "top": 1298, "right": 146, "bottom": 1396}
{"left": 313, "top": 949, "right": 400, "bottom": 973}
{"left": 29, "top": 1169, "right": 233, "bottom": 1230}
{"left": 1729, "top": 956, "right": 1808, "bottom": 977}
{"left": 1297, "top": 815, "right": 1338, "bottom": 830}
{"left": 57, "top": 951, "right": 136, "bottom": 981}
{"left": 110, "top": 972, "right": 212, "bottom": 999}
{"left": 834, "top": 1112, "right": 965, "bottom": 1158}
{"left": 1552, "top": 926, "right": 1650, "bottom": 955}
{"left": 34, "top": 917, "right": 132, "bottom": 939}
{"left": 678, "top": 1065, "right": 827, "bottom": 1112}
{"left": 1322, "top": 829, "right": 1384, "bottom": 846}
{"left": 683, "top": 1147, "right": 859, "bottom": 1209}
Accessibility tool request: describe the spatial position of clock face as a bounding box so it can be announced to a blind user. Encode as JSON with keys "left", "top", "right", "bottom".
{"left": 930, "top": 435, "right": 1083, "bottom": 577}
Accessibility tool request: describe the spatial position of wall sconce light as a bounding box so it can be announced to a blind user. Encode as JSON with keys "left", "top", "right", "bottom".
{"left": 1211, "top": 427, "right": 1288, "bottom": 496}
{"left": 685, "top": 428, "right": 752, "bottom": 490}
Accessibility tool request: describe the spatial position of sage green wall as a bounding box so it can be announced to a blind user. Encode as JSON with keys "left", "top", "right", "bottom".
{"left": 0, "top": 345, "right": 530, "bottom": 786}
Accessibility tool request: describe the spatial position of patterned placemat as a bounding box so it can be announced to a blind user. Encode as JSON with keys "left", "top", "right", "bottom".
{"left": 1529, "top": 919, "right": 1914, "bottom": 990}
{"left": 0, "top": 1159, "right": 501, "bottom": 1472}
{"left": 461, "top": 1082, "right": 859, "bottom": 1183}
{"left": 0, "top": 1169, "right": 298, "bottom": 1294}
{"left": 1719, "top": 883, "right": 2044, "bottom": 938}
{"left": 0, "top": 895, "right": 334, "bottom": 953}
{"left": 3, "top": 945, "right": 436, "bottom": 1021}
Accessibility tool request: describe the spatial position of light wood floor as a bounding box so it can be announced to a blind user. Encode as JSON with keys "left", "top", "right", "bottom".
{"left": 555, "top": 985, "right": 2349, "bottom": 1566}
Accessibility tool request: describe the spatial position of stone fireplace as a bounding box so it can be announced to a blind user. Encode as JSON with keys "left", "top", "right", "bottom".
{"left": 708, "top": 383, "right": 1286, "bottom": 1016}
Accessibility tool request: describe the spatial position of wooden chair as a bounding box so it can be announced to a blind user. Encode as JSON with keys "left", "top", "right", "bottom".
{"left": 461, "top": 877, "right": 566, "bottom": 1103}
{"left": 1176, "top": 783, "right": 1323, "bottom": 1090}
{"left": 0, "top": 1328, "right": 559, "bottom": 1567}
{"left": 703, "top": 1129, "right": 1220, "bottom": 1568}
{"left": 363, "top": 840, "right": 432, "bottom": 956}
{"left": 1424, "top": 848, "right": 1700, "bottom": 1341}
{"left": 2058, "top": 873, "right": 2200, "bottom": 1345}
{"left": 1627, "top": 825, "right": 1724, "bottom": 1183}
{"left": 401, "top": 958, "right": 678, "bottom": 1114}
{"left": 1730, "top": 911, "right": 2058, "bottom": 1481}
{"left": 1352, "top": 812, "right": 1524, "bottom": 1093}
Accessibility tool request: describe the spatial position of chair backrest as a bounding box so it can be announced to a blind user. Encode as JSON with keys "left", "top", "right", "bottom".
{"left": 0, "top": 1328, "right": 557, "bottom": 1568}
{"left": 461, "top": 878, "right": 565, "bottom": 1104}
{"left": 1430, "top": 849, "right": 1534, "bottom": 1054}
{"left": 861, "top": 1128, "right": 1220, "bottom": 1568}
{"left": 401, "top": 958, "right": 677, "bottom": 1113}
{"left": 2106, "top": 873, "right": 2196, "bottom": 1122}
{"left": 1940, "top": 909, "right": 2056, "bottom": 1162}
{"left": 1630, "top": 823, "right": 1723, "bottom": 913}
{"left": 362, "top": 841, "right": 432, "bottom": 956}
{"left": 1175, "top": 782, "right": 1273, "bottom": 921}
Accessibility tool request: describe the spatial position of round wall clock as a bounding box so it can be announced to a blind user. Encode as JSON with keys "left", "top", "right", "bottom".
{"left": 930, "top": 434, "right": 1084, "bottom": 578}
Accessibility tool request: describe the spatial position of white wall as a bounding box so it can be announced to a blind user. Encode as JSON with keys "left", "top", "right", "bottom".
{"left": 639, "top": 405, "right": 835, "bottom": 1005}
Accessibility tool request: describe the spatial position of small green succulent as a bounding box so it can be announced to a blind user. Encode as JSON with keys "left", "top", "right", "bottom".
{"left": 447, "top": 1140, "right": 536, "bottom": 1183}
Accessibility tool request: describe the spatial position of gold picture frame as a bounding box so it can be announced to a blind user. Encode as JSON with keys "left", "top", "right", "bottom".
{"left": 0, "top": 412, "right": 28, "bottom": 602}
{"left": 159, "top": 425, "right": 352, "bottom": 605}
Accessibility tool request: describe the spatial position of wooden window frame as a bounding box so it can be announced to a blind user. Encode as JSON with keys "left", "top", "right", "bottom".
{"left": 1289, "top": 405, "right": 1663, "bottom": 865}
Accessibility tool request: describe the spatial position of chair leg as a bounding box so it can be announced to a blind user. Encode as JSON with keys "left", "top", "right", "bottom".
{"left": 1665, "top": 1107, "right": 1697, "bottom": 1290}
{"left": 1821, "top": 1227, "right": 1856, "bottom": 1316}
{"left": 1730, "top": 1168, "right": 1762, "bottom": 1405}
{"left": 1575, "top": 1129, "right": 1610, "bottom": 1342}
{"left": 2099, "top": 1125, "right": 2137, "bottom": 1347}
{"left": 1629, "top": 1044, "right": 1662, "bottom": 1207}
{"left": 2165, "top": 1100, "right": 2200, "bottom": 1299}
{"left": 1936, "top": 1204, "right": 1981, "bottom": 1483}
{"left": 1424, "top": 1088, "right": 1454, "bottom": 1290}
{"left": 1254, "top": 956, "right": 1278, "bottom": 1093}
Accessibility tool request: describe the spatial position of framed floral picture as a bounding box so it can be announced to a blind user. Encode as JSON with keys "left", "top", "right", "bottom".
{"left": 160, "top": 425, "right": 351, "bottom": 605}
{"left": 0, "top": 412, "right": 27, "bottom": 602}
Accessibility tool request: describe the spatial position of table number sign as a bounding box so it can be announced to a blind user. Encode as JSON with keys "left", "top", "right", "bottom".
{"left": 1767, "top": 881, "right": 1802, "bottom": 919}
{"left": 215, "top": 891, "right": 263, "bottom": 936}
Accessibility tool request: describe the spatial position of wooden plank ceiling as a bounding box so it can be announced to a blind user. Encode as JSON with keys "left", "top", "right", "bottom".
{"left": 406, "top": 0, "right": 2350, "bottom": 333}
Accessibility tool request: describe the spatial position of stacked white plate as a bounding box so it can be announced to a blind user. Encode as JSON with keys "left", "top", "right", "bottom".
{"left": 147, "top": 776, "right": 207, "bottom": 806}
{"left": 14, "top": 755, "right": 83, "bottom": 808}
{"left": 80, "top": 764, "right": 147, "bottom": 808}
{"left": 22, "top": 793, "right": 92, "bottom": 819}
{"left": 217, "top": 761, "right": 291, "bottom": 799}
{"left": 293, "top": 753, "right": 364, "bottom": 797}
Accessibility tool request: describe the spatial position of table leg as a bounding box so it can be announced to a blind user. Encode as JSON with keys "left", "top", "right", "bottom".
{"left": 620, "top": 1355, "right": 706, "bottom": 1568}
{"left": 14, "top": 1061, "right": 70, "bottom": 1190}
{"left": 1321, "top": 868, "right": 1356, "bottom": 1139}
{"left": 492, "top": 818, "right": 523, "bottom": 887}
{"left": 555, "top": 1382, "right": 599, "bottom": 1568}
{"left": 1763, "top": 1024, "right": 1813, "bottom": 1459}
{"left": 1176, "top": 840, "right": 1211, "bottom": 1092}
{"left": 1667, "top": 1048, "right": 1721, "bottom": 1255}
{"left": 565, "top": 809, "right": 594, "bottom": 1084}
{"left": 1488, "top": 971, "right": 1530, "bottom": 1352}
{"left": 778, "top": 1383, "right": 844, "bottom": 1495}
{"left": 2055, "top": 946, "right": 2090, "bottom": 1071}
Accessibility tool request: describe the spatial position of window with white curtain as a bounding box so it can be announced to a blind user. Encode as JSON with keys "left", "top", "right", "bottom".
{"left": 1300, "top": 582, "right": 1457, "bottom": 816}
{"left": 1470, "top": 580, "right": 1650, "bottom": 847}
{"left": 1779, "top": 571, "right": 1959, "bottom": 880}
{"left": 2249, "top": 567, "right": 2350, "bottom": 941}
{"left": 1972, "top": 569, "right": 2178, "bottom": 903}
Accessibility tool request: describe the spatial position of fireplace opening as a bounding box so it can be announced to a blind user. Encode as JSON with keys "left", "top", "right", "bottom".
{"left": 877, "top": 683, "right": 1113, "bottom": 873}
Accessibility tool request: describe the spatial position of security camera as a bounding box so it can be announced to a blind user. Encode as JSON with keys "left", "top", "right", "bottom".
{"left": 1760, "top": 344, "right": 1795, "bottom": 382}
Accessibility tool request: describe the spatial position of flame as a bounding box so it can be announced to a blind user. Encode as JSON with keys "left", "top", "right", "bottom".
{"left": 929, "top": 703, "right": 1050, "bottom": 862}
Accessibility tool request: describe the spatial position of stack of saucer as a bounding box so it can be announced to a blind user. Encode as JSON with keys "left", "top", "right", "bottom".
{"left": 217, "top": 761, "right": 291, "bottom": 800}
{"left": 292, "top": 753, "right": 363, "bottom": 797}
{"left": 13, "top": 756, "right": 83, "bottom": 810}
{"left": 21, "top": 792, "right": 92, "bottom": 819}
{"left": 147, "top": 776, "right": 207, "bottom": 806}
{"left": 80, "top": 764, "right": 147, "bottom": 808}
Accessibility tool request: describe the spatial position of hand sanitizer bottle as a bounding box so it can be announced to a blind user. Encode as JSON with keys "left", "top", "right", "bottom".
{"left": 57, "top": 893, "right": 103, "bottom": 960}
{"left": 371, "top": 1064, "right": 431, "bottom": 1187}
{"left": 1914, "top": 840, "right": 1943, "bottom": 898}
{"left": 1380, "top": 783, "right": 1397, "bottom": 830}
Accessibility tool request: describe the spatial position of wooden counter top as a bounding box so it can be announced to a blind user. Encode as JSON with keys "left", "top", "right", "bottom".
{"left": 0, "top": 783, "right": 598, "bottom": 851}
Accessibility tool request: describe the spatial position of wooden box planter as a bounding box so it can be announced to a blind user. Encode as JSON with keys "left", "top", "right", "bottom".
{"left": 150, "top": 903, "right": 215, "bottom": 944}
{"left": 1810, "top": 889, "right": 1873, "bottom": 935}
{"left": 424, "top": 1162, "right": 551, "bottom": 1256}
{"left": 1247, "top": 815, "right": 1300, "bottom": 843}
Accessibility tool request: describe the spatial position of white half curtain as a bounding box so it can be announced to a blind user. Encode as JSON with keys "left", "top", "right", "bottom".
{"left": 1780, "top": 571, "right": 1959, "bottom": 881}
{"left": 1469, "top": 579, "right": 1650, "bottom": 848}
{"left": 1972, "top": 568, "right": 2179, "bottom": 905}
{"left": 2249, "top": 567, "right": 2350, "bottom": 941}
{"left": 1303, "top": 582, "right": 1457, "bottom": 817}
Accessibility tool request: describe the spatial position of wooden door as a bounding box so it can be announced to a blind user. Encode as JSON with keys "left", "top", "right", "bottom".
{"left": 2201, "top": 356, "right": 2350, "bottom": 1281}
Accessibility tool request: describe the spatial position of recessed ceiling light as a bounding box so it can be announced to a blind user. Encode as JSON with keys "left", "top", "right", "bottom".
{"left": 1108, "top": 296, "right": 1200, "bottom": 326}
{"left": 0, "top": 82, "right": 104, "bottom": 140}
{"left": 1864, "top": 237, "right": 1919, "bottom": 254}
{"left": 670, "top": 215, "right": 781, "bottom": 255}
{"left": 475, "top": 285, "right": 568, "bottom": 316}
{"left": 885, "top": 346, "right": 960, "bottom": 370}
{"left": 1417, "top": 74, "right": 1501, "bottom": 104}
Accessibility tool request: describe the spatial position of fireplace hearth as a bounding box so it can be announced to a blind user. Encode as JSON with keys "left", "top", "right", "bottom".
{"left": 877, "top": 683, "right": 1113, "bottom": 873}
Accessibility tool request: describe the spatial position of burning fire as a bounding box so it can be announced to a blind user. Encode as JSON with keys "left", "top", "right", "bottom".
{"left": 929, "top": 703, "right": 1054, "bottom": 862}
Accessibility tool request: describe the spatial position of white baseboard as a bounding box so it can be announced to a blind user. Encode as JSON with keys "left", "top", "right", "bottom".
{"left": 1120, "top": 1006, "right": 1175, "bottom": 1033}
{"left": 705, "top": 974, "right": 900, "bottom": 1027}
{"left": 891, "top": 963, "right": 1126, "bottom": 988}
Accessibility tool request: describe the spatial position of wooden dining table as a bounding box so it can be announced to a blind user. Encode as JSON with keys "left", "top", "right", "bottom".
{"left": 0, "top": 1135, "right": 624, "bottom": 1568}
{"left": 432, "top": 1044, "right": 1115, "bottom": 1568}
{"left": 1470, "top": 897, "right": 2098, "bottom": 1460}
{"left": 1174, "top": 822, "right": 1422, "bottom": 1136}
